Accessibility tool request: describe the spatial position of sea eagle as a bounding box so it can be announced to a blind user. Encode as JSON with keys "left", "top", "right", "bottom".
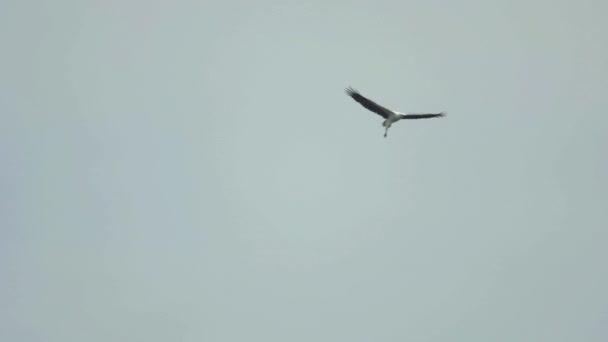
{"left": 345, "top": 87, "right": 446, "bottom": 137}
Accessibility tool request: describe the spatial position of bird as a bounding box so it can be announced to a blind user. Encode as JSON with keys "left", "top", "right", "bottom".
{"left": 345, "top": 87, "right": 446, "bottom": 137}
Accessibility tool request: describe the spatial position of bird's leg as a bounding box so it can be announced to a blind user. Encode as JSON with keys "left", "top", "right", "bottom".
{"left": 384, "top": 127, "right": 388, "bottom": 138}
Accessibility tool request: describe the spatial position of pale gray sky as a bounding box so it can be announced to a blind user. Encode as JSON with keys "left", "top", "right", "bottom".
{"left": 2, "top": 0, "right": 608, "bottom": 341}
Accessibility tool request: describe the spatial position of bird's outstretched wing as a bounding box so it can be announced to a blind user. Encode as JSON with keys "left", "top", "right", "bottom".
{"left": 401, "top": 112, "right": 446, "bottom": 119}
{"left": 345, "top": 87, "right": 391, "bottom": 119}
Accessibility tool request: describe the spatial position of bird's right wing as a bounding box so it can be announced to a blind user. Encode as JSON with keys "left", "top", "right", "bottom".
{"left": 345, "top": 87, "right": 391, "bottom": 119}
{"left": 401, "top": 112, "right": 446, "bottom": 119}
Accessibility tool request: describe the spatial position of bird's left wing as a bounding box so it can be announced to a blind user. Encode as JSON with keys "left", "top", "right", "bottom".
{"left": 345, "top": 87, "right": 391, "bottom": 119}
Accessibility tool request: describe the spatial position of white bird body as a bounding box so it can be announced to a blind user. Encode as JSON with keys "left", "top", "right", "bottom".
{"left": 345, "top": 87, "right": 445, "bottom": 137}
{"left": 382, "top": 111, "right": 403, "bottom": 129}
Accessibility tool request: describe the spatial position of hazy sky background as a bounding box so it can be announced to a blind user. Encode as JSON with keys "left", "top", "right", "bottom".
{"left": 2, "top": 0, "right": 608, "bottom": 341}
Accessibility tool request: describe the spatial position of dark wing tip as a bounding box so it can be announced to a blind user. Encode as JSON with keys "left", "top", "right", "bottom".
{"left": 345, "top": 86, "right": 359, "bottom": 97}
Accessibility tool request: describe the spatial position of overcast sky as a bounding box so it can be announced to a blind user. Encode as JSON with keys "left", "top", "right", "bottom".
{"left": 2, "top": 0, "right": 608, "bottom": 341}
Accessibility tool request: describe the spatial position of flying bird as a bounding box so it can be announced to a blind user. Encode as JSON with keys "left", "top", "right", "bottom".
{"left": 345, "top": 87, "right": 445, "bottom": 137}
